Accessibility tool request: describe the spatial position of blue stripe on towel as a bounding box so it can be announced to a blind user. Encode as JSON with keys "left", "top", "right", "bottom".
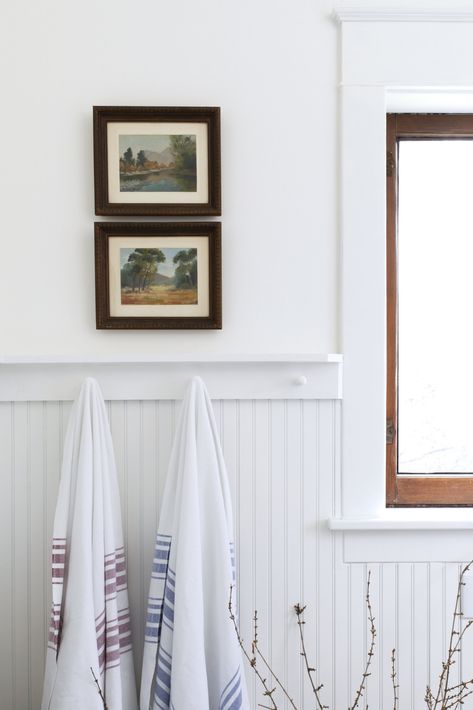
{"left": 152, "top": 535, "right": 172, "bottom": 578}
{"left": 161, "top": 567, "right": 175, "bottom": 627}
{"left": 157, "top": 659, "right": 171, "bottom": 694}
{"left": 230, "top": 542, "right": 236, "bottom": 583}
{"left": 220, "top": 668, "right": 243, "bottom": 710}
{"left": 147, "top": 545, "right": 175, "bottom": 710}
{"left": 153, "top": 640, "right": 174, "bottom": 709}
{"left": 154, "top": 680, "right": 170, "bottom": 709}
{"left": 145, "top": 536, "right": 172, "bottom": 645}
{"left": 220, "top": 668, "right": 239, "bottom": 701}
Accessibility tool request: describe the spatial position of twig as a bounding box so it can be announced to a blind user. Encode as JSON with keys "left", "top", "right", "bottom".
{"left": 349, "top": 571, "right": 376, "bottom": 710}
{"left": 391, "top": 648, "right": 398, "bottom": 710}
{"left": 252, "top": 609, "right": 299, "bottom": 710}
{"left": 294, "top": 604, "right": 329, "bottom": 709}
{"left": 433, "top": 561, "right": 473, "bottom": 709}
{"left": 90, "top": 667, "right": 108, "bottom": 710}
{"left": 229, "top": 586, "right": 278, "bottom": 710}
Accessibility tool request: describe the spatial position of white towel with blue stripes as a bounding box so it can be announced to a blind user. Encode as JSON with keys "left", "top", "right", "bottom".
{"left": 140, "top": 376, "right": 249, "bottom": 710}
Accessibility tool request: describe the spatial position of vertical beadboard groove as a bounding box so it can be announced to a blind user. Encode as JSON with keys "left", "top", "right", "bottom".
{"left": 330, "top": 401, "right": 336, "bottom": 709}
{"left": 139, "top": 401, "right": 145, "bottom": 655}
{"left": 411, "top": 564, "right": 415, "bottom": 709}
{"left": 124, "top": 401, "right": 129, "bottom": 545}
{"left": 395, "top": 562, "right": 399, "bottom": 692}
{"left": 26, "top": 403, "right": 31, "bottom": 710}
{"left": 267, "top": 400, "right": 273, "bottom": 677}
{"left": 11, "top": 403, "right": 16, "bottom": 710}
{"left": 363, "top": 563, "right": 367, "bottom": 709}
{"left": 298, "top": 399, "right": 304, "bottom": 705}
{"left": 235, "top": 399, "right": 241, "bottom": 614}
{"left": 378, "top": 563, "right": 383, "bottom": 710}
{"left": 0, "top": 403, "right": 14, "bottom": 709}
{"left": 154, "top": 400, "right": 159, "bottom": 517}
{"left": 427, "top": 562, "right": 431, "bottom": 685}
{"left": 347, "top": 564, "right": 352, "bottom": 707}
{"left": 251, "top": 398, "right": 256, "bottom": 656}
{"left": 283, "top": 400, "right": 289, "bottom": 704}
{"left": 314, "top": 399, "right": 322, "bottom": 707}
{"left": 42, "top": 402, "right": 48, "bottom": 653}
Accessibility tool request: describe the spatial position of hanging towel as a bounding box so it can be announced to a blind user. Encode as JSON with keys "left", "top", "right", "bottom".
{"left": 140, "top": 376, "right": 249, "bottom": 710}
{"left": 41, "top": 378, "right": 138, "bottom": 710}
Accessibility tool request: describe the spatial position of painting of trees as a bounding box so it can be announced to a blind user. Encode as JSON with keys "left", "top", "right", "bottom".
{"left": 118, "top": 133, "right": 198, "bottom": 193}
{"left": 123, "top": 147, "right": 134, "bottom": 165}
{"left": 120, "top": 245, "right": 199, "bottom": 306}
{"left": 136, "top": 150, "right": 146, "bottom": 168}
{"left": 173, "top": 248, "right": 197, "bottom": 289}
{"left": 121, "top": 248, "right": 165, "bottom": 292}
{"left": 169, "top": 135, "right": 196, "bottom": 173}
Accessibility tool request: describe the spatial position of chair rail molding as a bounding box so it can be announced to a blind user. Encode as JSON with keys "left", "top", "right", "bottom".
{"left": 0, "top": 355, "right": 342, "bottom": 401}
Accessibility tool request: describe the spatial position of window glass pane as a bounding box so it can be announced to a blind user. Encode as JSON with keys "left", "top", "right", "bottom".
{"left": 398, "top": 140, "right": 473, "bottom": 473}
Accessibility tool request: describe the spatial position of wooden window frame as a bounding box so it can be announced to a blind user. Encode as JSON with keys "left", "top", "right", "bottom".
{"left": 386, "top": 113, "right": 473, "bottom": 506}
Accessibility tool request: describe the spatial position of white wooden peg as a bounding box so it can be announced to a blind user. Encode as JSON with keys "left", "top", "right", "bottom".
{"left": 294, "top": 375, "right": 308, "bottom": 386}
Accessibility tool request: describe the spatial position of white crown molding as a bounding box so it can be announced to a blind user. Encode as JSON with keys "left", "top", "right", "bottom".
{"left": 333, "top": 8, "right": 473, "bottom": 23}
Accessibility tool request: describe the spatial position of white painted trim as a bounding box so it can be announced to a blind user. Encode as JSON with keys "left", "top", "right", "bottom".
{"left": 333, "top": 8, "right": 473, "bottom": 23}
{"left": 328, "top": 515, "right": 473, "bottom": 531}
{"left": 0, "top": 352, "right": 343, "bottom": 365}
{"left": 342, "top": 529, "right": 473, "bottom": 562}
{"left": 0, "top": 359, "right": 342, "bottom": 401}
{"left": 338, "top": 11, "right": 473, "bottom": 519}
{"left": 387, "top": 87, "right": 473, "bottom": 112}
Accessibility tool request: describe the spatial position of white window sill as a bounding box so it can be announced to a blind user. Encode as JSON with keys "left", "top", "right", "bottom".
{"left": 328, "top": 512, "right": 473, "bottom": 531}
{"left": 329, "top": 513, "right": 473, "bottom": 563}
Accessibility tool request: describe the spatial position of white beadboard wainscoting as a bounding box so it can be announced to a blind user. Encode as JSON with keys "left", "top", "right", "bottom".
{"left": 1, "top": 359, "right": 473, "bottom": 710}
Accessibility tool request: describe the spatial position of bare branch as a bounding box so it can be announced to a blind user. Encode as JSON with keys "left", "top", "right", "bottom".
{"left": 252, "top": 609, "right": 299, "bottom": 710}
{"left": 432, "top": 560, "right": 473, "bottom": 710}
{"left": 229, "top": 587, "right": 278, "bottom": 710}
{"left": 294, "top": 603, "right": 329, "bottom": 710}
{"left": 90, "top": 667, "right": 108, "bottom": 710}
{"left": 391, "top": 648, "right": 399, "bottom": 710}
{"left": 349, "top": 571, "right": 376, "bottom": 710}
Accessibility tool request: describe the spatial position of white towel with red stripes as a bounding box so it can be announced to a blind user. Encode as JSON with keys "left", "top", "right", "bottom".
{"left": 41, "top": 377, "right": 138, "bottom": 710}
{"left": 140, "top": 376, "right": 249, "bottom": 710}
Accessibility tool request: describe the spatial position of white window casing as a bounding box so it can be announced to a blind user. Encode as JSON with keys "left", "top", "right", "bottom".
{"left": 333, "top": 9, "right": 473, "bottom": 549}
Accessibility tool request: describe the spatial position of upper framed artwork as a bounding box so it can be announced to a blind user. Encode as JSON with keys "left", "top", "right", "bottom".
{"left": 93, "top": 106, "right": 221, "bottom": 216}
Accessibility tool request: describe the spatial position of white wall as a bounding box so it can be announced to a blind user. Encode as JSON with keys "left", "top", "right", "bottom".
{"left": 5, "top": 0, "right": 473, "bottom": 358}
{"left": 1, "top": 0, "right": 343, "bottom": 358}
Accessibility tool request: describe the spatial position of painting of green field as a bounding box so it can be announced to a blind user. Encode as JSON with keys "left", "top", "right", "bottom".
{"left": 120, "top": 247, "right": 198, "bottom": 306}
{"left": 119, "top": 134, "right": 197, "bottom": 192}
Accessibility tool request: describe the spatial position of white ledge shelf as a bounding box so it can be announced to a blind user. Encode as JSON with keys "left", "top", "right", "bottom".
{"left": 0, "top": 355, "right": 342, "bottom": 401}
{"left": 333, "top": 8, "right": 473, "bottom": 23}
{"left": 328, "top": 515, "right": 473, "bottom": 531}
{"left": 0, "top": 353, "right": 342, "bottom": 365}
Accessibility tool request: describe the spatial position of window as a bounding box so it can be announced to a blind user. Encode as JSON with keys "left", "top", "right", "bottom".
{"left": 387, "top": 114, "right": 473, "bottom": 506}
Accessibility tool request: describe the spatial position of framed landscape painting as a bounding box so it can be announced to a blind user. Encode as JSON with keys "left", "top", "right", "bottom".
{"left": 93, "top": 106, "right": 221, "bottom": 216}
{"left": 95, "top": 222, "right": 222, "bottom": 329}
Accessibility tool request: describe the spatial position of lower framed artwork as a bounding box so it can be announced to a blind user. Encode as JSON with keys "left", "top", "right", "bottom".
{"left": 94, "top": 222, "right": 222, "bottom": 329}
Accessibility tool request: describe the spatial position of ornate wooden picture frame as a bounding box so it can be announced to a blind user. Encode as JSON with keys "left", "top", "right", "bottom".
{"left": 93, "top": 106, "right": 221, "bottom": 216}
{"left": 95, "top": 222, "right": 222, "bottom": 329}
